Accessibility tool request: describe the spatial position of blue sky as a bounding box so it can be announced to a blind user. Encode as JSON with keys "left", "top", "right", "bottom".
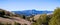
{"left": 0, "top": 0, "right": 60, "bottom": 11}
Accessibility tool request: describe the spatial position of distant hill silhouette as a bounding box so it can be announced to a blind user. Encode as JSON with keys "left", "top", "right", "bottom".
{"left": 12, "top": 10, "right": 53, "bottom": 16}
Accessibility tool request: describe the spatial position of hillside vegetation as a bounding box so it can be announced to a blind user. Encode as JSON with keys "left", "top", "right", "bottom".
{"left": 0, "top": 7, "right": 60, "bottom": 25}
{"left": 49, "top": 7, "right": 60, "bottom": 25}
{"left": 31, "top": 7, "right": 60, "bottom": 25}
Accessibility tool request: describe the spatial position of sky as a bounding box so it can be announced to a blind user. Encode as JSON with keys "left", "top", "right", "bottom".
{"left": 0, "top": 0, "right": 60, "bottom": 11}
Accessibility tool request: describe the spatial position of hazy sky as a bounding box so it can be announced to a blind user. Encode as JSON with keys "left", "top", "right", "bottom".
{"left": 0, "top": 0, "right": 60, "bottom": 11}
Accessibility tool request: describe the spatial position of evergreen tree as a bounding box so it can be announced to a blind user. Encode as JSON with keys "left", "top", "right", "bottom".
{"left": 49, "top": 7, "right": 60, "bottom": 25}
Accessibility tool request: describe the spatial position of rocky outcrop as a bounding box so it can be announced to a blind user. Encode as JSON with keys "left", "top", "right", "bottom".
{"left": 0, "top": 9, "right": 32, "bottom": 25}
{"left": 0, "top": 17, "right": 31, "bottom": 25}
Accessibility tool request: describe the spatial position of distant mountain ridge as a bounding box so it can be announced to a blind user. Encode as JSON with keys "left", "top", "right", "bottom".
{"left": 12, "top": 10, "right": 53, "bottom": 16}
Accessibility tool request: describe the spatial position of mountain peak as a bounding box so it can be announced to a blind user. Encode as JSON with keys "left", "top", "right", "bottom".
{"left": 13, "top": 10, "right": 53, "bottom": 16}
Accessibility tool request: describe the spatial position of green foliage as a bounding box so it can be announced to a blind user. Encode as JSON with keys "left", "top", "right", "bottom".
{"left": 49, "top": 7, "right": 60, "bottom": 25}
{"left": 36, "top": 17, "right": 42, "bottom": 25}
{"left": 32, "top": 22, "right": 37, "bottom": 25}
{"left": 32, "top": 16, "right": 42, "bottom": 25}
{"left": 6, "top": 23, "right": 11, "bottom": 25}
{"left": 40, "top": 14, "right": 47, "bottom": 23}
{"left": 0, "top": 22, "right": 11, "bottom": 25}
{"left": 14, "top": 22, "right": 21, "bottom": 25}
{"left": 0, "top": 22, "right": 4, "bottom": 25}
{"left": 31, "top": 14, "right": 51, "bottom": 25}
{"left": 40, "top": 14, "right": 50, "bottom": 25}
{"left": 0, "top": 10, "right": 5, "bottom": 17}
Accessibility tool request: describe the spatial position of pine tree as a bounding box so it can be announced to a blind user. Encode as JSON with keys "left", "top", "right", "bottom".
{"left": 49, "top": 7, "right": 60, "bottom": 25}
